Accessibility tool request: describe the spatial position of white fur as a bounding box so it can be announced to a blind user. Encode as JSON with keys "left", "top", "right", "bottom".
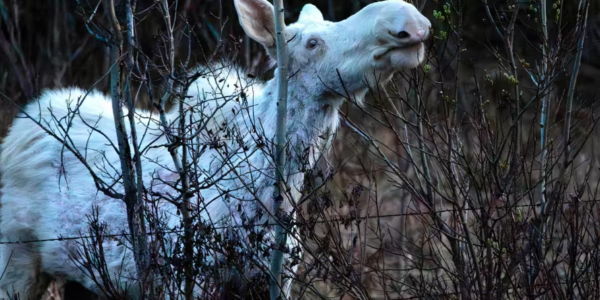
{"left": 0, "top": 1, "right": 430, "bottom": 299}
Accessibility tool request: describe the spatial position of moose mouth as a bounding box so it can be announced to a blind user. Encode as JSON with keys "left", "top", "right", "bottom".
{"left": 374, "top": 42, "right": 423, "bottom": 61}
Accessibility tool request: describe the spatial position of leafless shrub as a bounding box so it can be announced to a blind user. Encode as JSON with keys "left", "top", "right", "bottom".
{"left": 0, "top": 0, "right": 599, "bottom": 300}
{"left": 289, "top": 0, "right": 600, "bottom": 299}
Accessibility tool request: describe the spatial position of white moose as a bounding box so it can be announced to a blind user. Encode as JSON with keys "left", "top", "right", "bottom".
{"left": 0, "top": 0, "right": 431, "bottom": 298}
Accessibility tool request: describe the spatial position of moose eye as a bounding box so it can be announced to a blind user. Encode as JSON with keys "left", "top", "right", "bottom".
{"left": 307, "top": 39, "right": 318, "bottom": 49}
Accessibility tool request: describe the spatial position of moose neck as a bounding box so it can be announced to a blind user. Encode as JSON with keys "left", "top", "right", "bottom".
{"left": 267, "top": 67, "right": 344, "bottom": 157}
{"left": 205, "top": 67, "right": 350, "bottom": 229}
{"left": 266, "top": 67, "right": 347, "bottom": 176}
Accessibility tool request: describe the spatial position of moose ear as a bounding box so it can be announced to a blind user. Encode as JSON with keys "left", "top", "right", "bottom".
{"left": 298, "top": 4, "right": 324, "bottom": 23}
{"left": 234, "top": 0, "right": 276, "bottom": 48}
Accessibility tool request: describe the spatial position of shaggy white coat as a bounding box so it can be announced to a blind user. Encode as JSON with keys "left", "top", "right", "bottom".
{"left": 0, "top": 0, "right": 431, "bottom": 298}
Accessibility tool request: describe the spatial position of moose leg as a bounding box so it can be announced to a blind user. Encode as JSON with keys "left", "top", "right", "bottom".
{"left": 0, "top": 235, "right": 53, "bottom": 300}
{"left": 39, "top": 240, "right": 140, "bottom": 299}
{"left": 40, "top": 277, "right": 65, "bottom": 300}
{"left": 41, "top": 277, "right": 109, "bottom": 300}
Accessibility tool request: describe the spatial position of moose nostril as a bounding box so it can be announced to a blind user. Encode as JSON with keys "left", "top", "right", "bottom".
{"left": 397, "top": 31, "right": 410, "bottom": 39}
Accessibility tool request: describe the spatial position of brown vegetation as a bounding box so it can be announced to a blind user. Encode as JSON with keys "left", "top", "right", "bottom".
{"left": 1, "top": 0, "right": 600, "bottom": 299}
